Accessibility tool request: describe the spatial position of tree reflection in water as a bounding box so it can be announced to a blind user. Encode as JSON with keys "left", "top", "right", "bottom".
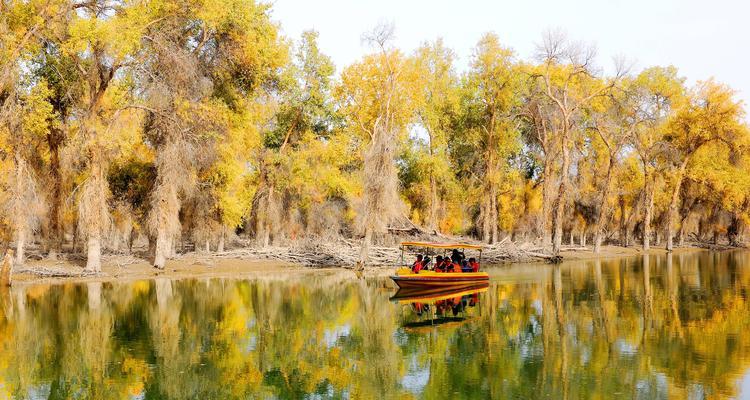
{"left": 1, "top": 251, "right": 750, "bottom": 399}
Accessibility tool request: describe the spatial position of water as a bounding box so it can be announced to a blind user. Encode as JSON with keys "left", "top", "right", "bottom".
{"left": 1, "top": 251, "right": 750, "bottom": 399}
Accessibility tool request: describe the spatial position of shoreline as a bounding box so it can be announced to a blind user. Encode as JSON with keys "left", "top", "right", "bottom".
{"left": 5, "top": 244, "right": 716, "bottom": 287}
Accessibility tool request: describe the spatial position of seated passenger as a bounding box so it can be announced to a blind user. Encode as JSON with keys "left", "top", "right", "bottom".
{"left": 422, "top": 256, "right": 432, "bottom": 270}
{"left": 469, "top": 257, "right": 480, "bottom": 272}
{"left": 434, "top": 256, "right": 444, "bottom": 272}
{"left": 461, "top": 259, "right": 472, "bottom": 273}
{"left": 451, "top": 260, "right": 462, "bottom": 273}
{"left": 411, "top": 254, "right": 424, "bottom": 273}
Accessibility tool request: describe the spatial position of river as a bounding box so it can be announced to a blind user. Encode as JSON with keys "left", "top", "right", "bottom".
{"left": 1, "top": 250, "right": 749, "bottom": 399}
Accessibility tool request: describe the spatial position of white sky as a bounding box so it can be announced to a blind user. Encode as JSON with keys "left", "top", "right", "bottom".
{"left": 270, "top": 0, "right": 749, "bottom": 117}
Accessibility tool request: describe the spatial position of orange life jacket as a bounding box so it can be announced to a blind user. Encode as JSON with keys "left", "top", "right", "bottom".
{"left": 451, "top": 262, "right": 462, "bottom": 273}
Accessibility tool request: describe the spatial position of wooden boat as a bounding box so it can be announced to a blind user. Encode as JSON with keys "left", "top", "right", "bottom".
{"left": 390, "top": 242, "right": 489, "bottom": 289}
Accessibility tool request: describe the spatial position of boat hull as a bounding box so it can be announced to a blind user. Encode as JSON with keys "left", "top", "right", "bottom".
{"left": 390, "top": 272, "right": 489, "bottom": 289}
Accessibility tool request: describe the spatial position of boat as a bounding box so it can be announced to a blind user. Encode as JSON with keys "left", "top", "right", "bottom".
{"left": 390, "top": 242, "right": 489, "bottom": 289}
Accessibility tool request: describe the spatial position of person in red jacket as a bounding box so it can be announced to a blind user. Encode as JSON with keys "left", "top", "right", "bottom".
{"left": 411, "top": 254, "right": 424, "bottom": 273}
{"left": 469, "top": 257, "right": 480, "bottom": 272}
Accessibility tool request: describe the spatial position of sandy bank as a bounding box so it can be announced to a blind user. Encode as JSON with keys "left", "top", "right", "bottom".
{"left": 5, "top": 244, "right": 715, "bottom": 286}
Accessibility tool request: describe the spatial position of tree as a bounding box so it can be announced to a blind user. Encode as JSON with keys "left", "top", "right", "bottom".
{"left": 629, "top": 66, "right": 686, "bottom": 251}
{"left": 0, "top": 0, "right": 68, "bottom": 265}
{"left": 454, "top": 33, "right": 520, "bottom": 243}
{"left": 143, "top": 0, "right": 286, "bottom": 267}
{"left": 336, "top": 23, "right": 414, "bottom": 267}
{"left": 252, "top": 29, "right": 338, "bottom": 247}
{"left": 664, "top": 80, "right": 745, "bottom": 251}
{"left": 410, "top": 38, "right": 459, "bottom": 232}
{"left": 532, "top": 30, "right": 621, "bottom": 255}
{"left": 588, "top": 85, "right": 636, "bottom": 253}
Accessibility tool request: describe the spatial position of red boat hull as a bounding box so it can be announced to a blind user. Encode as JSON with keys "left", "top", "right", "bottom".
{"left": 390, "top": 272, "right": 489, "bottom": 289}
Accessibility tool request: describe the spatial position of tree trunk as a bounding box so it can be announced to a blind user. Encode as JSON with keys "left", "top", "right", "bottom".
{"left": 83, "top": 146, "right": 106, "bottom": 273}
{"left": 85, "top": 235, "right": 102, "bottom": 272}
{"left": 642, "top": 169, "right": 654, "bottom": 252}
{"left": 619, "top": 195, "right": 627, "bottom": 246}
{"left": 428, "top": 172, "right": 438, "bottom": 231}
{"left": 15, "top": 229, "right": 25, "bottom": 267}
{"left": 12, "top": 153, "right": 27, "bottom": 266}
{"left": 204, "top": 240, "right": 210, "bottom": 253}
{"left": 552, "top": 134, "right": 572, "bottom": 256}
{"left": 358, "top": 226, "right": 372, "bottom": 270}
{"left": 594, "top": 155, "right": 616, "bottom": 253}
{"left": 481, "top": 196, "right": 491, "bottom": 243}
{"left": 153, "top": 228, "right": 169, "bottom": 269}
{"left": 490, "top": 186, "right": 499, "bottom": 244}
{"left": 1, "top": 250, "right": 13, "bottom": 287}
{"left": 569, "top": 231, "right": 574, "bottom": 246}
{"left": 580, "top": 230, "right": 586, "bottom": 247}
{"left": 666, "top": 159, "right": 689, "bottom": 252}
{"left": 541, "top": 164, "right": 554, "bottom": 247}
{"left": 217, "top": 228, "right": 225, "bottom": 252}
{"left": 47, "top": 128, "right": 64, "bottom": 258}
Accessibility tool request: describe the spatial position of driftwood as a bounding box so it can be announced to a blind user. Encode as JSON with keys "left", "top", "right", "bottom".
{"left": 14, "top": 266, "right": 99, "bottom": 278}
{"left": 214, "top": 239, "right": 556, "bottom": 267}
{"left": 1, "top": 249, "right": 13, "bottom": 286}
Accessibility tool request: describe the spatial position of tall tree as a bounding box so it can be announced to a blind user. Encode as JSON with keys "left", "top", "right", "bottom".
{"left": 588, "top": 85, "right": 636, "bottom": 253}
{"left": 252, "top": 29, "right": 336, "bottom": 247}
{"left": 410, "top": 38, "right": 458, "bottom": 232}
{"left": 455, "top": 33, "right": 520, "bottom": 244}
{"left": 532, "top": 30, "right": 621, "bottom": 255}
{"left": 336, "top": 23, "right": 414, "bottom": 268}
{"left": 629, "top": 66, "right": 685, "bottom": 251}
{"left": 143, "top": 0, "right": 286, "bottom": 268}
{"left": 663, "top": 80, "right": 745, "bottom": 251}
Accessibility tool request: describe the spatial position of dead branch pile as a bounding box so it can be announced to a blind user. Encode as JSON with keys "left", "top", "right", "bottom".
{"left": 215, "top": 239, "right": 556, "bottom": 267}
{"left": 15, "top": 266, "right": 99, "bottom": 278}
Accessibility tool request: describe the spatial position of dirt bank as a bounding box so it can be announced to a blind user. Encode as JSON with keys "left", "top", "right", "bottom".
{"left": 5, "top": 243, "right": 713, "bottom": 287}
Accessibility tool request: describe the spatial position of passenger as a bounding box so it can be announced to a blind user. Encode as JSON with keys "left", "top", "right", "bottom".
{"left": 411, "top": 254, "right": 424, "bottom": 273}
{"left": 469, "top": 257, "right": 480, "bottom": 272}
{"left": 422, "top": 256, "right": 432, "bottom": 270}
{"left": 435, "top": 256, "right": 444, "bottom": 272}
{"left": 451, "top": 249, "right": 461, "bottom": 264}
{"left": 451, "top": 259, "right": 462, "bottom": 273}
{"left": 461, "top": 259, "right": 472, "bottom": 273}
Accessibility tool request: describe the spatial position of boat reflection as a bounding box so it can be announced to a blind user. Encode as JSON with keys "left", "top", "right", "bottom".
{"left": 391, "top": 284, "right": 487, "bottom": 330}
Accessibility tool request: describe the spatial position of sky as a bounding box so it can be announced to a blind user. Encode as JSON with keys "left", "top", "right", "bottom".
{"left": 270, "top": 0, "right": 749, "bottom": 116}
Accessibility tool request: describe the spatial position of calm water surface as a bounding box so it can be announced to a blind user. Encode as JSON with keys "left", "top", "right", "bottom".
{"left": 2, "top": 251, "right": 750, "bottom": 399}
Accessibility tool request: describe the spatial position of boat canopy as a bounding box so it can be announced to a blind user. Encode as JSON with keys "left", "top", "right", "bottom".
{"left": 400, "top": 241, "right": 483, "bottom": 250}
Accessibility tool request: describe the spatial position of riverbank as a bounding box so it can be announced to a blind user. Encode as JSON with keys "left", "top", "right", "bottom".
{"left": 4, "top": 243, "right": 712, "bottom": 286}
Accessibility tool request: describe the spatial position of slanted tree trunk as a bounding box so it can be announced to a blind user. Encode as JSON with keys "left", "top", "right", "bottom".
{"left": 666, "top": 158, "right": 689, "bottom": 252}
{"left": 1, "top": 250, "right": 13, "bottom": 287}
